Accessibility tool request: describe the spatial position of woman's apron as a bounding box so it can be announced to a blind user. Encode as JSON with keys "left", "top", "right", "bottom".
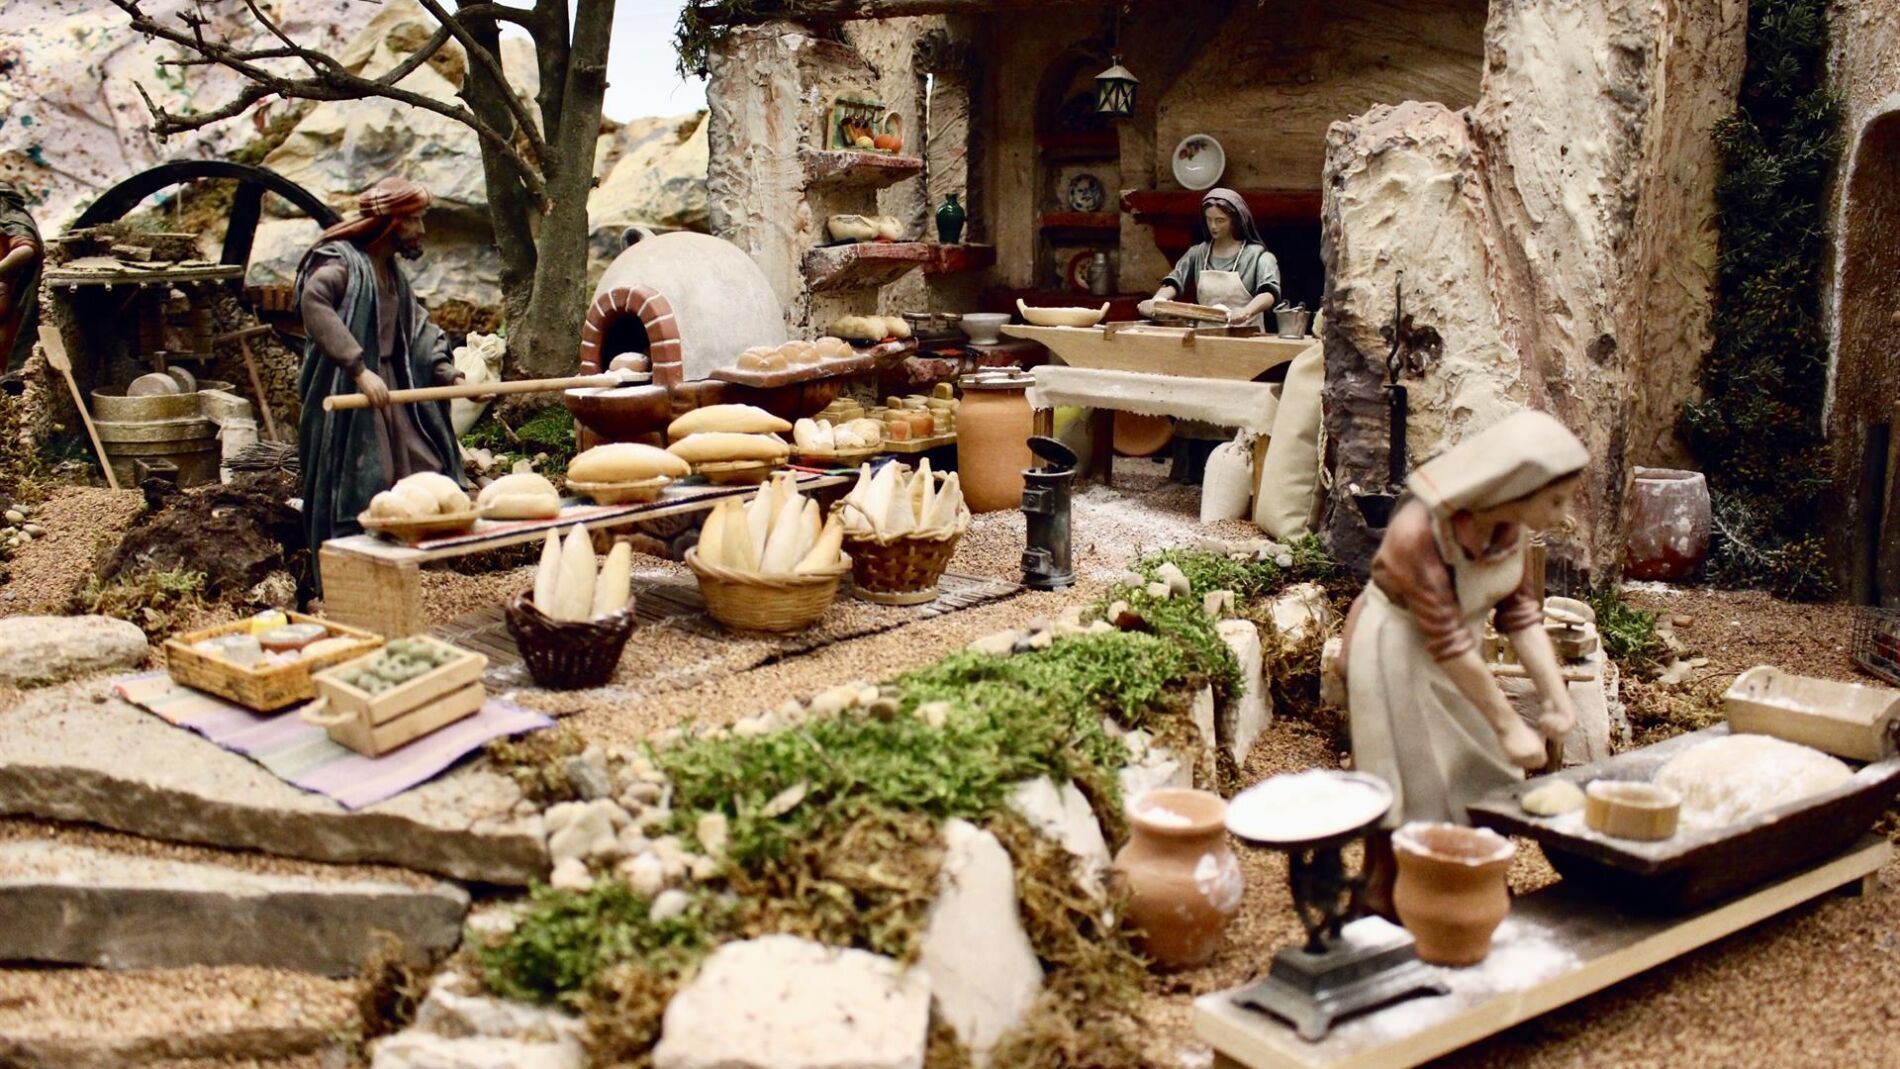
{"left": 1347, "top": 515, "right": 1528, "bottom": 827}
{"left": 1196, "top": 258, "right": 1262, "bottom": 330}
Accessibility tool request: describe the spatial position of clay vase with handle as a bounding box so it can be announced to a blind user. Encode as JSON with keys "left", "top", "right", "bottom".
{"left": 1111, "top": 787, "right": 1245, "bottom": 969}
{"left": 1391, "top": 822, "right": 1515, "bottom": 966}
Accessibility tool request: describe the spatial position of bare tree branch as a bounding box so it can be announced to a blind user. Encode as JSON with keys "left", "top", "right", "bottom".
{"left": 412, "top": 0, "right": 549, "bottom": 168}
{"left": 108, "top": 0, "right": 548, "bottom": 207}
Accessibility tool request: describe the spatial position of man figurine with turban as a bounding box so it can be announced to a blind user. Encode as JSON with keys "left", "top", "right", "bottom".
{"left": 0, "top": 181, "right": 43, "bottom": 372}
{"left": 295, "top": 177, "right": 466, "bottom": 566}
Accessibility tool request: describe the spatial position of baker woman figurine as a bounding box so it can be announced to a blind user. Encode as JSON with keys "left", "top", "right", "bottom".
{"left": 1139, "top": 188, "right": 1281, "bottom": 328}
{"left": 1338, "top": 409, "right": 1588, "bottom": 916}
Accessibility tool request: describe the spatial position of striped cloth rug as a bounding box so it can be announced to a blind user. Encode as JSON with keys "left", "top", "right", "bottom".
{"left": 113, "top": 672, "right": 554, "bottom": 810}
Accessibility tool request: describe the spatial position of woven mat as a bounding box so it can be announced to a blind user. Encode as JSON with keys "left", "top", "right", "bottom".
{"left": 434, "top": 570, "right": 1022, "bottom": 676}
{"left": 113, "top": 672, "right": 554, "bottom": 810}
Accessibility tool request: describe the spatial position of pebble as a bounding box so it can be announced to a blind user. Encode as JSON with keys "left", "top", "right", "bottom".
{"left": 918, "top": 700, "right": 953, "bottom": 728}
{"left": 689, "top": 855, "right": 721, "bottom": 883}
{"left": 620, "top": 852, "right": 666, "bottom": 896}
{"left": 3, "top": 509, "right": 21, "bottom": 524}
{"left": 565, "top": 747, "right": 613, "bottom": 800}
{"left": 809, "top": 683, "right": 859, "bottom": 716}
{"left": 1674, "top": 615, "right": 1695, "bottom": 627}
{"left": 549, "top": 856, "right": 593, "bottom": 892}
{"left": 967, "top": 629, "right": 1022, "bottom": 656}
{"left": 649, "top": 888, "right": 691, "bottom": 923}
{"left": 732, "top": 715, "right": 770, "bottom": 738}
{"left": 21, "top": 523, "right": 42, "bottom": 537}
{"left": 1021, "top": 630, "right": 1055, "bottom": 651}
{"left": 1156, "top": 561, "right": 1192, "bottom": 597}
{"left": 761, "top": 781, "right": 809, "bottom": 818}
{"left": 696, "top": 812, "right": 730, "bottom": 858}
{"left": 1145, "top": 581, "right": 1173, "bottom": 599}
{"left": 619, "top": 781, "right": 664, "bottom": 807}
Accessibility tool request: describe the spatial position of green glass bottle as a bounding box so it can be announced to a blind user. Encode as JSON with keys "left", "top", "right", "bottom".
{"left": 936, "top": 193, "right": 967, "bottom": 244}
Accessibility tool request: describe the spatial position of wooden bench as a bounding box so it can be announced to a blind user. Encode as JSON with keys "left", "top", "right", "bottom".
{"left": 319, "top": 472, "right": 849, "bottom": 637}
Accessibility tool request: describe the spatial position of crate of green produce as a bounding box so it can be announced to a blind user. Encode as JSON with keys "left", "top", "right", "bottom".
{"left": 305, "top": 637, "right": 487, "bottom": 756}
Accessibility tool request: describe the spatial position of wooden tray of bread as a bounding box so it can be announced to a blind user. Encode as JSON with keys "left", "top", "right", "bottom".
{"left": 709, "top": 352, "right": 875, "bottom": 388}
{"left": 165, "top": 613, "right": 384, "bottom": 712}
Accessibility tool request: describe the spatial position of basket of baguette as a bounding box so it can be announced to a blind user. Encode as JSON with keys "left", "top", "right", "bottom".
{"left": 504, "top": 525, "right": 639, "bottom": 688}
{"left": 836, "top": 459, "right": 970, "bottom": 606}
{"left": 686, "top": 473, "right": 851, "bottom": 634}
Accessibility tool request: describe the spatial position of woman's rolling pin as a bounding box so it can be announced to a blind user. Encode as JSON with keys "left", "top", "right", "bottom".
{"left": 322, "top": 371, "right": 645, "bottom": 411}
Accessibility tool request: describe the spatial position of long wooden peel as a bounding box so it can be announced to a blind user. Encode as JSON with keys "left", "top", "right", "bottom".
{"left": 37, "top": 323, "right": 120, "bottom": 490}
{"left": 322, "top": 371, "right": 648, "bottom": 412}
{"left": 213, "top": 326, "right": 280, "bottom": 442}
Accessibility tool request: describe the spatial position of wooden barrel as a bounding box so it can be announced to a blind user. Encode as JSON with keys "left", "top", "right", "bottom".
{"left": 93, "top": 416, "right": 221, "bottom": 487}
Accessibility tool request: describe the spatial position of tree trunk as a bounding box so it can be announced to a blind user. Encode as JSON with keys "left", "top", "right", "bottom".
{"left": 511, "top": 0, "right": 615, "bottom": 382}
{"left": 462, "top": 14, "right": 539, "bottom": 376}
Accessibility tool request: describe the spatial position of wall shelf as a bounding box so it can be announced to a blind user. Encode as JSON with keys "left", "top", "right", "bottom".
{"left": 802, "top": 241, "right": 936, "bottom": 292}
{"left": 803, "top": 150, "right": 925, "bottom": 192}
{"left": 925, "top": 243, "right": 997, "bottom": 276}
{"left": 1039, "top": 211, "right": 1121, "bottom": 234}
{"left": 1037, "top": 130, "right": 1119, "bottom": 161}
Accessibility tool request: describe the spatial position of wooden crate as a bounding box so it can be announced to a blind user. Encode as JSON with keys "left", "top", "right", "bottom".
{"left": 313, "top": 681, "right": 485, "bottom": 757}
{"left": 164, "top": 614, "right": 383, "bottom": 711}
{"left": 312, "top": 639, "right": 487, "bottom": 726}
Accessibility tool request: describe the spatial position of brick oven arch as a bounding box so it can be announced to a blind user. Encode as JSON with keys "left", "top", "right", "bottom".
{"left": 579, "top": 283, "right": 683, "bottom": 389}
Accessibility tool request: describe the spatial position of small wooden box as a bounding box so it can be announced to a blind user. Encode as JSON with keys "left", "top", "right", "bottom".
{"left": 1724, "top": 665, "right": 1900, "bottom": 762}
{"left": 164, "top": 614, "right": 383, "bottom": 711}
{"left": 309, "top": 639, "right": 488, "bottom": 757}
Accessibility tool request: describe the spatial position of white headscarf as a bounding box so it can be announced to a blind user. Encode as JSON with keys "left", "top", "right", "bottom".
{"left": 1406, "top": 410, "right": 1588, "bottom": 515}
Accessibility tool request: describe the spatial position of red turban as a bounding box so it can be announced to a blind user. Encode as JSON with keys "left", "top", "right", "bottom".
{"left": 314, "top": 177, "right": 433, "bottom": 246}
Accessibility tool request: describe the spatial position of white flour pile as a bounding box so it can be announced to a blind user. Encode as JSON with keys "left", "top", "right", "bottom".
{"left": 1226, "top": 770, "right": 1390, "bottom": 843}
{"left": 1654, "top": 734, "right": 1853, "bottom": 829}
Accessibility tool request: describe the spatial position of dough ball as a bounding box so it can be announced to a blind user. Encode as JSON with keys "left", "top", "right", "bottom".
{"left": 1520, "top": 779, "right": 1586, "bottom": 817}
{"left": 395, "top": 472, "right": 470, "bottom": 513}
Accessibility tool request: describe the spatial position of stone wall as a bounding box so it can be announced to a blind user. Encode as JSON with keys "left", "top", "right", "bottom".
{"left": 1824, "top": 0, "right": 1900, "bottom": 600}
{"left": 1319, "top": 0, "right": 1743, "bottom": 579}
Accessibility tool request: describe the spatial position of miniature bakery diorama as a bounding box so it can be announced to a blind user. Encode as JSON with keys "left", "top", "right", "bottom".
{"left": 3, "top": 1, "right": 1897, "bottom": 1067}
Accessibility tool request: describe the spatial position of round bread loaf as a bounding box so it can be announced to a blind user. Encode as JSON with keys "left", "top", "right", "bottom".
{"left": 666, "top": 432, "right": 791, "bottom": 464}
{"left": 568, "top": 442, "right": 691, "bottom": 483}
{"left": 476, "top": 472, "right": 562, "bottom": 518}
{"left": 667, "top": 404, "right": 793, "bottom": 438}
{"left": 779, "top": 340, "right": 821, "bottom": 365}
{"left": 737, "top": 348, "right": 787, "bottom": 371}
{"left": 815, "top": 336, "right": 854, "bottom": 360}
{"left": 395, "top": 471, "right": 470, "bottom": 513}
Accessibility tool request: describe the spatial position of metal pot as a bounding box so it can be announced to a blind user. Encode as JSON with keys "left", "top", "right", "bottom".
{"left": 1273, "top": 306, "right": 1313, "bottom": 339}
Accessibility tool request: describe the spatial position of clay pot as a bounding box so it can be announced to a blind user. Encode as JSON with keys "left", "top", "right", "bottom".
{"left": 1111, "top": 788, "right": 1245, "bottom": 969}
{"left": 1625, "top": 467, "right": 1711, "bottom": 581}
{"left": 956, "top": 381, "right": 1034, "bottom": 512}
{"left": 1391, "top": 822, "right": 1515, "bottom": 966}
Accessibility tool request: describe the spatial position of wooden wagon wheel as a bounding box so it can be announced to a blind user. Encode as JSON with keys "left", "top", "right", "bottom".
{"left": 72, "top": 160, "right": 341, "bottom": 270}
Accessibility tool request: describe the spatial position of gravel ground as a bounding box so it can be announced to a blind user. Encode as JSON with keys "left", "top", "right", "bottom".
{"left": 0, "top": 964, "right": 359, "bottom": 1054}
{"left": 0, "top": 486, "right": 143, "bottom": 616}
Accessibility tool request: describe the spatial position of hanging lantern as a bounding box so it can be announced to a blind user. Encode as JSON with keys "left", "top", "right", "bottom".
{"left": 1095, "top": 56, "right": 1138, "bottom": 118}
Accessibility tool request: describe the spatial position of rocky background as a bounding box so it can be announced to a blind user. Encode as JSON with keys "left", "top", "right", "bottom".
{"left": 1, "top": 0, "right": 710, "bottom": 312}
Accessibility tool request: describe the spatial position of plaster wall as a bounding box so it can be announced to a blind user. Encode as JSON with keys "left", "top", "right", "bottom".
{"left": 1319, "top": 0, "right": 1742, "bottom": 580}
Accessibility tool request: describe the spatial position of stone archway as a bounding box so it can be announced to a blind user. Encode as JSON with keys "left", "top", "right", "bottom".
{"left": 1829, "top": 107, "right": 1900, "bottom": 605}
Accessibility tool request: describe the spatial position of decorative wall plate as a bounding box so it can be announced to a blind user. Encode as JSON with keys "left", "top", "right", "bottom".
{"left": 1172, "top": 134, "right": 1226, "bottom": 191}
{"left": 1066, "top": 172, "right": 1106, "bottom": 213}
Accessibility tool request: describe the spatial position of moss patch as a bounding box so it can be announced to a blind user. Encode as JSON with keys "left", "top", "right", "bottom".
{"left": 484, "top": 725, "right": 589, "bottom": 807}
{"left": 71, "top": 566, "right": 208, "bottom": 640}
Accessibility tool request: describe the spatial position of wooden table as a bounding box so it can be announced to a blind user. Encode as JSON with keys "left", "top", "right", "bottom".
{"left": 1004, "top": 323, "right": 1308, "bottom": 489}
{"left": 318, "top": 472, "right": 849, "bottom": 638}
{"left": 1196, "top": 836, "right": 1891, "bottom": 1069}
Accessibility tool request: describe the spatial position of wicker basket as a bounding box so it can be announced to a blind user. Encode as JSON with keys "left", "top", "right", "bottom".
{"left": 503, "top": 591, "right": 637, "bottom": 689}
{"left": 164, "top": 614, "right": 383, "bottom": 711}
{"left": 684, "top": 547, "right": 850, "bottom": 634}
{"left": 835, "top": 496, "right": 970, "bottom": 606}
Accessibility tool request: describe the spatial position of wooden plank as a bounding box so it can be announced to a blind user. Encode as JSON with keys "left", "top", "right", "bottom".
{"left": 1001, "top": 323, "right": 1306, "bottom": 381}
{"left": 326, "top": 474, "right": 850, "bottom": 566}
{"left": 1196, "top": 836, "right": 1892, "bottom": 1069}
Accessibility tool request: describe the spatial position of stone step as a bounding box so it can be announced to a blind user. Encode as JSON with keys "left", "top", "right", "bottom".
{"left": 0, "top": 964, "right": 360, "bottom": 1069}
{"left": 0, "top": 679, "right": 548, "bottom": 884}
{"left": 0, "top": 838, "right": 469, "bottom": 976}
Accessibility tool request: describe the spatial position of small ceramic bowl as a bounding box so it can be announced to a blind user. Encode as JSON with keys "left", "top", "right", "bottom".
{"left": 1173, "top": 134, "right": 1226, "bottom": 191}
{"left": 1583, "top": 780, "right": 1681, "bottom": 841}
{"left": 958, "top": 313, "right": 1010, "bottom": 346}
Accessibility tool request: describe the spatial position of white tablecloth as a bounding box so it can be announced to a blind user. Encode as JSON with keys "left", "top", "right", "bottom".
{"left": 1027, "top": 365, "right": 1280, "bottom": 433}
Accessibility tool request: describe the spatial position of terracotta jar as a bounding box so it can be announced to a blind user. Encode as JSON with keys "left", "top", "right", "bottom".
{"left": 1391, "top": 822, "right": 1515, "bottom": 966}
{"left": 1625, "top": 467, "right": 1712, "bottom": 581}
{"left": 956, "top": 379, "right": 1034, "bottom": 513}
{"left": 1111, "top": 788, "right": 1245, "bottom": 969}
